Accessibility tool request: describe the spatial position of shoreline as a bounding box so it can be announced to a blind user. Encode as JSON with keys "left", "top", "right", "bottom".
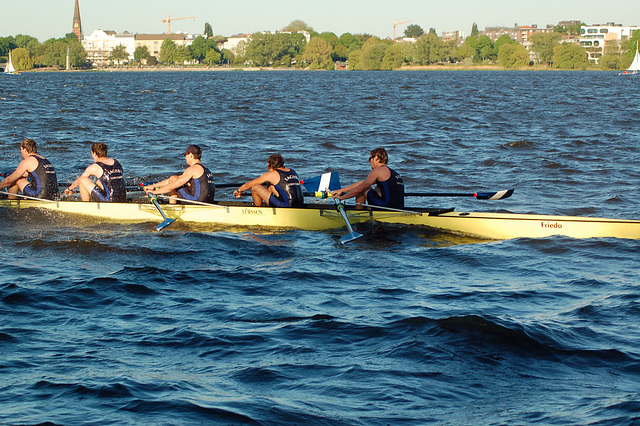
{"left": 21, "top": 64, "right": 605, "bottom": 72}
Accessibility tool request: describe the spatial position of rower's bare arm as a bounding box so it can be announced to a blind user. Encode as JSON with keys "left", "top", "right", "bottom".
{"left": 66, "top": 164, "right": 100, "bottom": 194}
{"left": 0, "top": 158, "right": 32, "bottom": 189}
{"left": 235, "top": 171, "right": 276, "bottom": 198}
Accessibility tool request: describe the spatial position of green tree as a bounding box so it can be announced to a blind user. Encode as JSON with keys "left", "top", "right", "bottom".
{"left": 352, "top": 38, "right": 389, "bottom": 70}
{"left": 0, "top": 36, "right": 17, "bottom": 57}
{"left": 495, "top": 34, "right": 516, "bottom": 51}
{"left": 109, "top": 44, "right": 129, "bottom": 64}
{"left": 159, "top": 39, "right": 178, "bottom": 63}
{"left": 476, "top": 35, "right": 495, "bottom": 61}
{"left": 531, "top": 32, "right": 562, "bottom": 64}
{"left": 38, "top": 38, "right": 68, "bottom": 67}
{"left": 301, "top": 37, "right": 333, "bottom": 70}
{"left": 11, "top": 47, "right": 33, "bottom": 71}
{"left": 553, "top": 43, "right": 588, "bottom": 70}
{"left": 221, "top": 48, "right": 235, "bottom": 65}
{"left": 554, "top": 22, "right": 583, "bottom": 35}
{"left": 471, "top": 23, "right": 480, "bottom": 37}
{"left": 175, "top": 45, "right": 193, "bottom": 64}
{"left": 134, "top": 45, "right": 150, "bottom": 63}
{"left": 380, "top": 43, "right": 406, "bottom": 69}
{"left": 15, "top": 35, "right": 39, "bottom": 54}
{"left": 245, "top": 32, "right": 305, "bottom": 67}
{"left": 458, "top": 36, "right": 478, "bottom": 60}
{"left": 204, "top": 23, "right": 213, "bottom": 38}
{"left": 622, "top": 31, "right": 640, "bottom": 68}
{"left": 498, "top": 43, "right": 529, "bottom": 69}
{"left": 404, "top": 24, "right": 425, "bottom": 39}
{"left": 317, "top": 32, "right": 338, "bottom": 47}
{"left": 599, "top": 40, "right": 624, "bottom": 70}
{"left": 68, "top": 38, "right": 87, "bottom": 68}
{"left": 204, "top": 49, "right": 221, "bottom": 65}
{"left": 283, "top": 19, "right": 313, "bottom": 33}
{"left": 189, "top": 36, "right": 210, "bottom": 62}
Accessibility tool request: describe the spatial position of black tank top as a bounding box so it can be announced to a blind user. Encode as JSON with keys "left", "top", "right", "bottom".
{"left": 96, "top": 160, "right": 126, "bottom": 202}
{"left": 376, "top": 167, "right": 404, "bottom": 208}
{"left": 27, "top": 155, "right": 58, "bottom": 200}
{"left": 275, "top": 168, "right": 304, "bottom": 207}
{"left": 189, "top": 163, "right": 216, "bottom": 203}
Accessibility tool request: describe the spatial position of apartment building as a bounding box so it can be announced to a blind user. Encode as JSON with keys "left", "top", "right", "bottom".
{"left": 579, "top": 23, "right": 640, "bottom": 63}
{"left": 82, "top": 30, "right": 201, "bottom": 65}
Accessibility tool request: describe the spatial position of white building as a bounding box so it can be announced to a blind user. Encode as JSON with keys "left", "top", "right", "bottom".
{"left": 580, "top": 23, "right": 640, "bottom": 63}
{"left": 221, "top": 34, "right": 252, "bottom": 56}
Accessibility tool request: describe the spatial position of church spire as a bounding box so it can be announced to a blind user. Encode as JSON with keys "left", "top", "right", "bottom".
{"left": 72, "top": 0, "right": 83, "bottom": 40}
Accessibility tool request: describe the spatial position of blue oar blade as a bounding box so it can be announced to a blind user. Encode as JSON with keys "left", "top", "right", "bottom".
{"left": 155, "top": 218, "right": 176, "bottom": 232}
{"left": 340, "top": 231, "right": 363, "bottom": 245}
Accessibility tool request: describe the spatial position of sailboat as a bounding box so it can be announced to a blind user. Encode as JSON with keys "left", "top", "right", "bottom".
{"left": 3, "top": 50, "right": 18, "bottom": 75}
{"left": 620, "top": 41, "right": 640, "bottom": 76}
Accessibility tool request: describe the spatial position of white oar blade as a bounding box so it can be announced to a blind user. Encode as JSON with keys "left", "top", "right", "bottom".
{"left": 340, "top": 231, "right": 363, "bottom": 245}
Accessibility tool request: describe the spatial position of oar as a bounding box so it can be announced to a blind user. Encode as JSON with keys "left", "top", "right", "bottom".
{"left": 404, "top": 189, "right": 514, "bottom": 200}
{"left": 333, "top": 197, "right": 363, "bottom": 244}
{"left": 148, "top": 193, "right": 176, "bottom": 231}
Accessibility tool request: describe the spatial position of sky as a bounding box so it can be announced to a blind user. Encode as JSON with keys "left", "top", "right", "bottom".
{"left": 1, "top": 0, "right": 639, "bottom": 42}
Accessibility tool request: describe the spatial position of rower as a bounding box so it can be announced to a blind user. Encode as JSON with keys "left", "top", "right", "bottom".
{"left": 0, "top": 138, "right": 59, "bottom": 200}
{"left": 234, "top": 154, "right": 304, "bottom": 207}
{"left": 65, "top": 142, "right": 126, "bottom": 202}
{"left": 332, "top": 147, "right": 404, "bottom": 209}
{"left": 144, "top": 144, "right": 215, "bottom": 204}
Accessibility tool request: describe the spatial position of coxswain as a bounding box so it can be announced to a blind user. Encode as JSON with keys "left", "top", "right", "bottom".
{"left": 144, "top": 144, "right": 215, "bottom": 204}
{"left": 65, "top": 142, "right": 126, "bottom": 202}
{"left": 0, "top": 138, "right": 58, "bottom": 200}
{"left": 332, "top": 147, "right": 404, "bottom": 209}
{"left": 234, "top": 154, "right": 304, "bottom": 207}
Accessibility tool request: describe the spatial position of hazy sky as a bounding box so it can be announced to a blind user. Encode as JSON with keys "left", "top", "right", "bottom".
{"left": 2, "top": 0, "right": 639, "bottom": 41}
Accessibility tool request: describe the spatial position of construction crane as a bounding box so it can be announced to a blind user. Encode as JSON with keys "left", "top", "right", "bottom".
{"left": 392, "top": 20, "right": 411, "bottom": 41}
{"left": 163, "top": 15, "right": 196, "bottom": 34}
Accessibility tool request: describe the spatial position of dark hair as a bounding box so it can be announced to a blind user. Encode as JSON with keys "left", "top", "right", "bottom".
{"left": 370, "top": 147, "right": 388, "bottom": 164}
{"left": 21, "top": 139, "right": 37, "bottom": 154}
{"left": 91, "top": 142, "right": 108, "bottom": 158}
{"left": 267, "top": 154, "right": 285, "bottom": 169}
{"left": 183, "top": 145, "right": 202, "bottom": 159}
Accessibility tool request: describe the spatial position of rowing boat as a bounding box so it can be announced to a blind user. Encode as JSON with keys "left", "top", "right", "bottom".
{"left": 2, "top": 198, "right": 639, "bottom": 240}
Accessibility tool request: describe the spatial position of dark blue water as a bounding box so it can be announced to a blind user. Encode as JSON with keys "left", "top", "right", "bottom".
{"left": 1, "top": 71, "right": 639, "bottom": 424}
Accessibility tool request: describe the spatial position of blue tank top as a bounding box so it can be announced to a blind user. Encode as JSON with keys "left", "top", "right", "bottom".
{"left": 23, "top": 155, "right": 58, "bottom": 200}
{"left": 94, "top": 159, "right": 126, "bottom": 202}
{"left": 274, "top": 168, "right": 304, "bottom": 207}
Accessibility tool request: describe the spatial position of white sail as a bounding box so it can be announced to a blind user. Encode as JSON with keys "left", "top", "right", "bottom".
{"left": 627, "top": 41, "right": 640, "bottom": 72}
{"left": 4, "top": 50, "right": 16, "bottom": 74}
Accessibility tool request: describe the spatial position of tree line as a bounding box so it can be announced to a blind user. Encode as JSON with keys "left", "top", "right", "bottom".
{"left": 2, "top": 20, "right": 640, "bottom": 71}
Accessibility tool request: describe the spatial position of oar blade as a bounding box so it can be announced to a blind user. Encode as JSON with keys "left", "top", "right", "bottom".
{"left": 476, "top": 189, "right": 514, "bottom": 200}
{"left": 155, "top": 218, "right": 176, "bottom": 232}
{"left": 148, "top": 193, "right": 177, "bottom": 231}
{"left": 340, "top": 231, "right": 363, "bottom": 245}
{"left": 302, "top": 172, "right": 341, "bottom": 192}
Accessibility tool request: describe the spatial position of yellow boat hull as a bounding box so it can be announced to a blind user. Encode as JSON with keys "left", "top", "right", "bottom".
{"left": 371, "top": 210, "right": 640, "bottom": 240}
{"left": 2, "top": 199, "right": 640, "bottom": 240}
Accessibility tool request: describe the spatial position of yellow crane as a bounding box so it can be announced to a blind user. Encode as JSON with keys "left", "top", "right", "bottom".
{"left": 393, "top": 20, "right": 411, "bottom": 41}
{"left": 163, "top": 15, "right": 196, "bottom": 34}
